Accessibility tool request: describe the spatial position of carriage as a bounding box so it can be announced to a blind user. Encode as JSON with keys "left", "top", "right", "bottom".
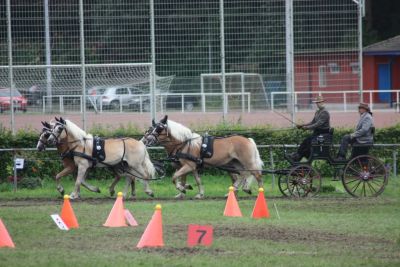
{"left": 274, "top": 128, "right": 389, "bottom": 198}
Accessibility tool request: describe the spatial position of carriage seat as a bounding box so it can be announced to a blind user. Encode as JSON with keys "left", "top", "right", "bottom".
{"left": 311, "top": 128, "right": 334, "bottom": 146}
{"left": 350, "top": 127, "right": 375, "bottom": 158}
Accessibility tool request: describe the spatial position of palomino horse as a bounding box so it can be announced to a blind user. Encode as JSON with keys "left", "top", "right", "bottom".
{"left": 142, "top": 115, "right": 264, "bottom": 197}
{"left": 36, "top": 121, "right": 131, "bottom": 197}
{"left": 46, "top": 117, "right": 155, "bottom": 199}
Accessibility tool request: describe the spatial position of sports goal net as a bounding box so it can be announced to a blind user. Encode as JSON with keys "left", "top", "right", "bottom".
{"left": 0, "top": 63, "right": 174, "bottom": 113}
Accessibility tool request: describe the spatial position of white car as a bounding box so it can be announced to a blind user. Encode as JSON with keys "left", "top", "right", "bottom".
{"left": 87, "top": 85, "right": 149, "bottom": 110}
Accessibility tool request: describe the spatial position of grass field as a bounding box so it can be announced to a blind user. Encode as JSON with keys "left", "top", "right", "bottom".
{"left": 0, "top": 175, "right": 400, "bottom": 267}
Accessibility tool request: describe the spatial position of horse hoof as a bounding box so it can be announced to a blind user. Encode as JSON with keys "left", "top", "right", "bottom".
{"left": 185, "top": 184, "right": 194, "bottom": 190}
{"left": 175, "top": 193, "right": 185, "bottom": 199}
{"left": 194, "top": 193, "right": 204, "bottom": 199}
{"left": 243, "top": 189, "right": 252, "bottom": 195}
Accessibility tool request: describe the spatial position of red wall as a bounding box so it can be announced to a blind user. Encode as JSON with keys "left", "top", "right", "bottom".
{"left": 363, "top": 55, "right": 400, "bottom": 103}
{"left": 294, "top": 53, "right": 359, "bottom": 105}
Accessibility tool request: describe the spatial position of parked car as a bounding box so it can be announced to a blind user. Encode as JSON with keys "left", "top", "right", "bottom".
{"left": 86, "top": 86, "right": 107, "bottom": 109}
{"left": 19, "top": 85, "right": 44, "bottom": 106}
{"left": 165, "top": 95, "right": 199, "bottom": 111}
{"left": 0, "top": 88, "right": 28, "bottom": 113}
{"left": 127, "top": 87, "right": 150, "bottom": 112}
{"left": 87, "top": 85, "right": 150, "bottom": 110}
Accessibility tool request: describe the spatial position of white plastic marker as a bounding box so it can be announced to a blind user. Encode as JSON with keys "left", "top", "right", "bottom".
{"left": 273, "top": 203, "right": 281, "bottom": 220}
{"left": 51, "top": 214, "right": 69, "bottom": 230}
{"left": 124, "top": 209, "right": 138, "bottom": 226}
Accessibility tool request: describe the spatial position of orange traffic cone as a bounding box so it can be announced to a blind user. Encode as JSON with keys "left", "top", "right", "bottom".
{"left": 136, "top": 204, "right": 164, "bottom": 248}
{"left": 104, "top": 192, "right": 127, "bottom": 227}
{"left": 252, "top": 188, "right": 270, "bottom": 219}
{"left": 0, "top": 219, "right": 15, "bottom": 248}
{"left": 223, "top": 186, "right": 242, "bottom": 217}
{"left": 60, "top": 195, "right": 79, "bottom": 229}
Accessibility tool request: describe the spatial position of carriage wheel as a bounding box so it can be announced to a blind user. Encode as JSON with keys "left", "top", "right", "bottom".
{"left": 287, "top": 165, "right": 321, "bottom": 197}
{"left": 278, "top": 174, "right": 290, "bottom": 197}
{"left": 342, "top": 155, "right": 388, "bottom": 197}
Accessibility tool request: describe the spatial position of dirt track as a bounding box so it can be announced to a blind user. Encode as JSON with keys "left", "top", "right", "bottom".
{"left": 1, "top": 110, "right": 399, "bottom": 132}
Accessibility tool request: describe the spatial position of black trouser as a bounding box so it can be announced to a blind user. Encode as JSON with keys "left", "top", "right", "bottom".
{"left": 297, "top": 129, "right": 330, "bottom": 160}
{"left": 297, "top": 135, "right": 314, "bottom": 160}
{"left": 338, "top": 134, "right": 356, "bottom": 158}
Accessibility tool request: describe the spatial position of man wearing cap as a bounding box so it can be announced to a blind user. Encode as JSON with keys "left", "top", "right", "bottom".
{"left": 289, "top": 95, "right": 330, "bottom": 162}
{"left": 336, "top": 103, "right": 374, "bottom": 160}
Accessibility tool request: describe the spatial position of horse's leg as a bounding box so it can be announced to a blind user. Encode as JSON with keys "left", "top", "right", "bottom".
{"left": 108, "top": 174, "right": 121, "bottom": 197}
{"left": 122, "top": 176, "right": 134, "bottom": 199}
{"left": 251, "top": 171, "right": 264, "bottom": 189}
{"left": 70, "top": 164, "right": 89, "bottom": 199}
{"left": 55, "top": 166, "right": 75, "bottom": 196}
{"left": 225, "top": 172, "right": 240, "bottom": 197}
{"left": 142, "top": 178, "right": 154, "bottom": 198}
{"left": 192, "top": 170, "right": 204, "bottom": 199}
{"left": 241, "top": 174, "right": 254, "bottom": 195}
{"left": 172, "top": 164, "right": 194, "bottom": 195}
{"left": 130, "top": 177, "right": 136, "bottom": 198}
{"left": 81, "top": 180, "right": 101, "bottom": 193}
{"left": 175, "top": 173, "right": 195, "bottom": 199}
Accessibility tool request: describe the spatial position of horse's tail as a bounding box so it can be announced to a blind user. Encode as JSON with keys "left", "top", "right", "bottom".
{"left": 143, "top": 148, "right": 156, "bottom": 180}
{"left": 248, "top": 138, "right": 264, "bottom": 173}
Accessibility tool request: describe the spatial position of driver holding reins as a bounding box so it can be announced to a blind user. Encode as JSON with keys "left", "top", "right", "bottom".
{"left": 289, "top": 95, "right": 331, "bottom": 162}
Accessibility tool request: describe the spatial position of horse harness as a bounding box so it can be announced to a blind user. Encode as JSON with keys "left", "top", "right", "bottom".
{"left": 168, "top": 133, "right": 216, "bottom": 169}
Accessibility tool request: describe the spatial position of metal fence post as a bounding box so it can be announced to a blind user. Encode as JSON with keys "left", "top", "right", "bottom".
{"left": 219, "top": 0, "right": 227, "bottom": 118}
{"left": 6, "top": 0, "right": 15, "bottom": 134}
{"left": 79, "top": 0, "right": 87, "bottom": 131}
{"left": 393, "top": 150, "right": 398, "bottom": 177}
{"left": 13, "top": 150, "right": 17, "bottom": 192}
{"left": 269, "top": 146, "right": 275, "bottom": 190}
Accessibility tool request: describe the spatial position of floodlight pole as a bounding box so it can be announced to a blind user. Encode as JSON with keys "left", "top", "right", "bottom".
{"left": 219, "top": 0, "right": 227, "bottom": 118}
{"left": 285, "top": 0, "right": 295, "bottom": 127}
{"left": 150, "top": 0, "right": 156, "bottom": 122}
{"left": 44, "top": 0, "right": 52, "bottom": 112}
{"left": 6, "top": 0, "right": 15, "bottom": 134}
{"left": 79, "top": 0, "right": 87, "bottom": 130}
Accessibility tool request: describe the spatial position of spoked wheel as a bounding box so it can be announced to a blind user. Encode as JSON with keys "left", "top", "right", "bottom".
{"left": 342, "top": 155, "right": 388, "bottom": 197}
{"left": 287, "top": 165, "right": 321, "bottom": 197}
{"left": 278, "top": 174, "right": 290, "bottom": 197}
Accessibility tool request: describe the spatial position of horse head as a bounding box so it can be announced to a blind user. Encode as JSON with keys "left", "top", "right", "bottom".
{"left": 142, "top": 115, "right": 169, "bottom": 146}
{"left": 47, "top": 117, "right": 67, "bottom": 145}
{"left": 37, "top": 121, "right": 53, "bottom": 151}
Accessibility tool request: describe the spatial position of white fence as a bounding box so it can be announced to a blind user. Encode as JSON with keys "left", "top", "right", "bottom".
{"left": 42, "top": 92, "right": 251, "bottom": 114}
{"left": 271, "top": 90, "right": 400, "bottom": 112}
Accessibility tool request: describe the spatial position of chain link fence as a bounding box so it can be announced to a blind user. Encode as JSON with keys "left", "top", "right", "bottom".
{"left": 1, "top": 0, "right": 363, "bottom": 133}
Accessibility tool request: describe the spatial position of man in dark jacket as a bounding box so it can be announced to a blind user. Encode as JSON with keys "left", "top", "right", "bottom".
{"left": 336, "top": 103, "right": 374, "bottom": 160}
{"left": 289, "top": 95, "right": 330, "bottom": 161}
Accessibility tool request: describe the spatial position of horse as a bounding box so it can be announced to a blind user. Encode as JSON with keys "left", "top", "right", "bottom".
{"left": 46, "top": 117, "right": 155, "bottom": 199}
{"left": 141, "top": 115, "right": 264, "bottom": 197}
{"left": 36, "top": 121, "right": 130, "bottom": 197}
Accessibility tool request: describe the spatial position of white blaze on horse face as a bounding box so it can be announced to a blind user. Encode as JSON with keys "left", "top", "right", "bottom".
{"left": 37, "top": 130, "right": 50, "bottom": 151}
{"left": 48, "top": 124, "right": 63, "bottom": 144}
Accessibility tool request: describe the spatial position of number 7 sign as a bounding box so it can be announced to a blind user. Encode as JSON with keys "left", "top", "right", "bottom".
{"left": 187, "top": 224, "right": 213, "bottom": 247}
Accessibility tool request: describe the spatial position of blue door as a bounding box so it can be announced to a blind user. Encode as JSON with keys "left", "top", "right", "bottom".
{"left": 378, "top": 64, "right": 392, "bottom": 103}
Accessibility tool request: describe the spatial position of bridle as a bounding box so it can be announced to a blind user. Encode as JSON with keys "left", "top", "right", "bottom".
{"left": 38, "top": 127, "right": 52, "bottom": 147}
{"left": 144, "top": 123, "right": 170, "bottom": 146}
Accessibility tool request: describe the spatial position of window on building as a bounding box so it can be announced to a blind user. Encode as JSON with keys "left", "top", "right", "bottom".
{"left": 319, "top": 66, "right": 327, "bottom": 87}
{"left": 328, "top": 63, "right": 340, "bottom": 74}
{"left": 350, "top": 62, "right": 359, "bottom": 74}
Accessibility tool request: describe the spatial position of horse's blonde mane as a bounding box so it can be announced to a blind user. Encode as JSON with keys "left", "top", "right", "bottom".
{"left": 167, "top": 120, "right": 200, "bottom": 144}
{"left": 65, "top": 119, "right": 93, "bottom": 142}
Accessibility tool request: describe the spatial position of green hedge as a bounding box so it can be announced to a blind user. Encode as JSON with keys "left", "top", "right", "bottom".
{"left": 0, "top": 122, "right": 399, "bottom": 183}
